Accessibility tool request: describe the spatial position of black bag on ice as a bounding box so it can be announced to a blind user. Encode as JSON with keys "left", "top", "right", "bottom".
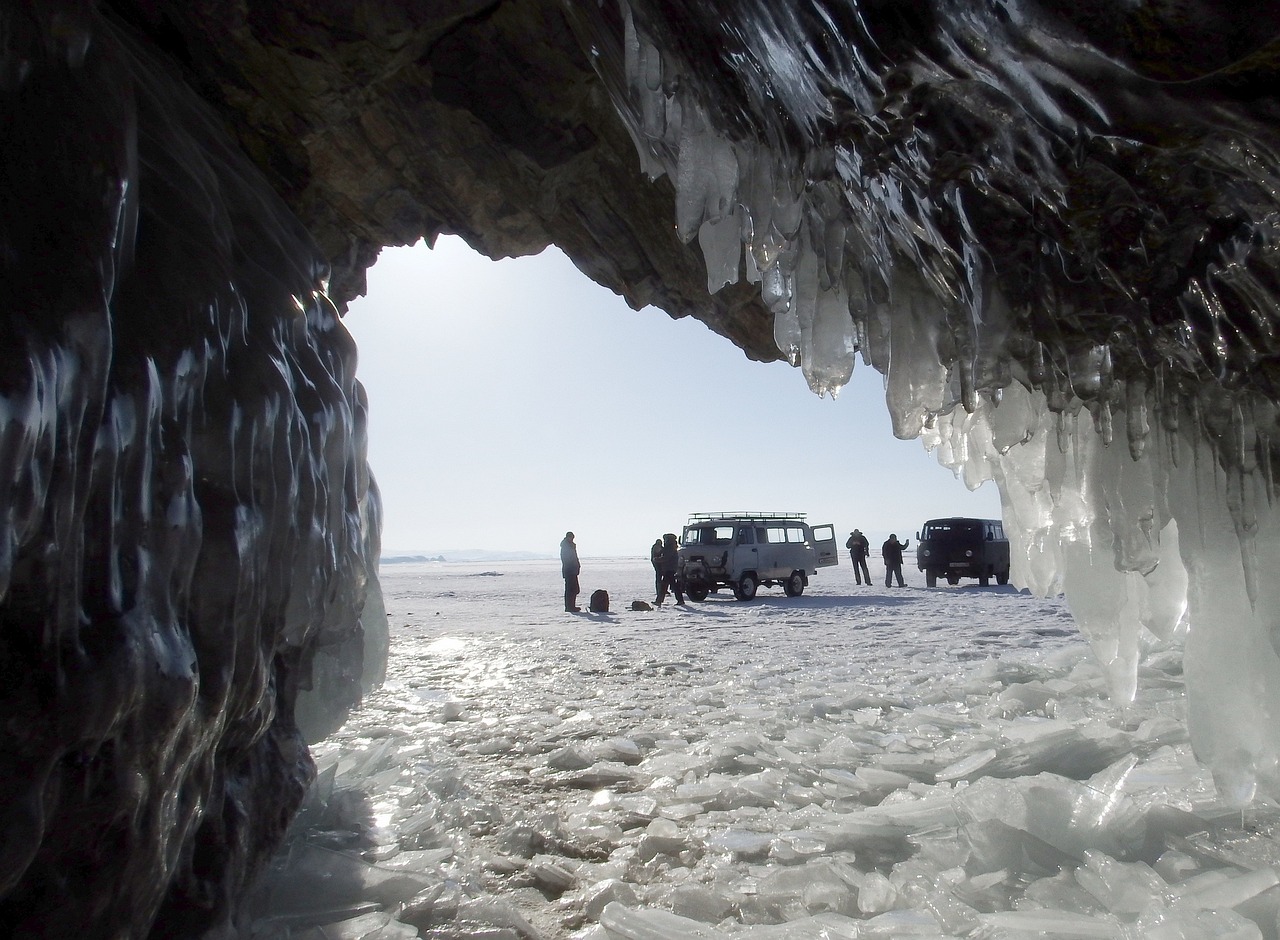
{"left": 589, "top": 589, "right": 609, "bottom": 613}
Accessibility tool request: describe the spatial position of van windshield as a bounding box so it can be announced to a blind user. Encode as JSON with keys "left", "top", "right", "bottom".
{"left": 684, "top": 525, "right": 734, "bottom": 546}
{"left": 923, "top": 520, "right": 982, "bottom": 540}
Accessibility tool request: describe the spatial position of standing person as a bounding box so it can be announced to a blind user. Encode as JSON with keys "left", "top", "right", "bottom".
{"left": 845, "top": 529, "right": 871, "bottom": 585}
{"left": 650, "top": 537, "right": 664, "bottom": 601}
{"left": 561, "top": 531, "right": 581, "bottom": 611}
{"left": 882, "top": 533, "right": 909, "bottom": 587}
{"left": 654, "top": 532, "right": 685, "bottom": 606}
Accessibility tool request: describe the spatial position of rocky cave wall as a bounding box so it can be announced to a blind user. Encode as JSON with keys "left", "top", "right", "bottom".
{"left": 1, "top": 3, "right": 379, "bottom": 936}
{"left": 7, "top": 0, "right": 1280, "bottom": 936}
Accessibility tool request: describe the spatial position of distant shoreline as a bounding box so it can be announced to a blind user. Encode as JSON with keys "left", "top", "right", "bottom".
{"left": 381, "top": 552, "right": 548, "bottom": 564}
{"left": 380, "top": 553, "right": 643, "bottom": 565}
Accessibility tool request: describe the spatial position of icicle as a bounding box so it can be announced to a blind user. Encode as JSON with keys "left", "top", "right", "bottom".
{"left": 795, "top": 239, "right": 856, "bottom": 396}
{"left": 766, "top": 244, "right": 801, "bottom": 364}
{"left": 771, "top": 291, "right": 802, "bottom": 367}
{"left": 742, "top": 146, "right": 777, "bottom": 261}
{"left": 674, "top": 109, "right": 739, "bottom": 243}
{"left": 697, "top": 212, "right": 741, "bottom": 293}
{"left": 1125, "top": 378, "right": 1150, "bottom": 461}
{"left": 1139, "top": 518, "right": 1188, "bottom": 641}
{"left": 884, "top": 284, "right": 949, "bottom": 441}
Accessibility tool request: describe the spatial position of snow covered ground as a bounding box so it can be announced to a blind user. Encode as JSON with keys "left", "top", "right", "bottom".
{"left": 244, "top": 558, "right": 1280, "bottom": 940}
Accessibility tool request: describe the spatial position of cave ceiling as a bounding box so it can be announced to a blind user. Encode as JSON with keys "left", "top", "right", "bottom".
{"left": 103, "top": 0, "right": 1280, "bottom": 412}
{"left": 105, "top": 0, "right": 782, "bottom": 361}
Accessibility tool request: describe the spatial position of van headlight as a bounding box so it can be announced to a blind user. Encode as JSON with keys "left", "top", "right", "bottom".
{"left": 921, "top": 549, "right": 931, "bottom": 558}
{"left": 965, "top": 549, "right": 974, "bottom": 557}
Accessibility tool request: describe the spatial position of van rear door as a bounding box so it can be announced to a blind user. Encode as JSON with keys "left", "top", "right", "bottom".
{"left": 810, "top": 524, "right": 839, "bottom": 568}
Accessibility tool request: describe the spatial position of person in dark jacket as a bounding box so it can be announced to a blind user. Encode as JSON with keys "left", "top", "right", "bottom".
{"left": 650, "top": 537, "right": 664, "bottom": 600}
{"left": 845, "top": 529, "right": 871, "bottom": 585}
{"left": 882, "top": 533, "right": 909, "bottom": 587}
{"left": 561, "top": 531, "right": 581, "bottom": 611}
{"left": 654, "top": 532, "right": 685, "bottom": 606}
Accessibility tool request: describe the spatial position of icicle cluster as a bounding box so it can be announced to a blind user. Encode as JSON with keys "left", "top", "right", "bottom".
{"left": 590, "top": 0, "right": 1280, "bottom": 803}
{"left": 615, "top": 3, "right": 860, "bottom": 398}
{"left": 926, "top": 383, "right": 1280, "bottom": 804}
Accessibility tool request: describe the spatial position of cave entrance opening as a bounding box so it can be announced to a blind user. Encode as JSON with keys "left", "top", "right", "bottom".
{"left": 341, "top": 235, "right": 1000, "bottom": 561}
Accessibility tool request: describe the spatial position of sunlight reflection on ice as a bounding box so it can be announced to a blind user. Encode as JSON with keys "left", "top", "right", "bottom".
{"left": 426, "top": 636, "right": 469, "bottom": 654}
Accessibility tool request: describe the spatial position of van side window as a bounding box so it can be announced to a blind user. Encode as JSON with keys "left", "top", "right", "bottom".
{"left": 787, "top": 526, "right": 805, "bottom": 543}
{"left": 767, "top": 526, "right": 786, "bottom": 543}
{"left": 756, "top": 527, "right": 768, "bottom": 544}
{"left": 737, "top": 527, "right": 754, "bottom": 545}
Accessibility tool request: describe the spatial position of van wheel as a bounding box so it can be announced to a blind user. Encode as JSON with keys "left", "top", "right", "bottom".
{"left": 925, "top": 570, "right": 937, "bottom": 587}
{"left": 733, "top": 573, "right": 758, "bottom": 601}
{"left": 783, "top": 572, "right": 805, "bottom": 597}
{"left": 687, "top": 583, "right": 710, "bottom": 602}
{"left": 979, "top": 573, "right": 990, "bottom": 586}
{"left": 947, "top": 574, "right": 959, "bottom": 585}
{"left": 996, "top": 570, "right": 1009, "bottom": 585}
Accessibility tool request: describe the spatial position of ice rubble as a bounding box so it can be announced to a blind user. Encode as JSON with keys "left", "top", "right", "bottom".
{"left": 243, "top": 575, "right": 1280, "bottom": 940}
{"left": 567, "top": 0, "right": 1280, "bottom": 804}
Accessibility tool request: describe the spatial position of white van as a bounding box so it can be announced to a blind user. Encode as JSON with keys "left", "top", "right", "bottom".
{"left": 678, "top": 512, "right": 839, "bottom": 600}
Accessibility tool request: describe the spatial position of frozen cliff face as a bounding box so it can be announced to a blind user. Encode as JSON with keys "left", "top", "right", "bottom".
{"left": 562, "top": 0, "right": 1280, "bottom": 803}
{"left": 0, "top": 4, "right": 378, "bottom": 936}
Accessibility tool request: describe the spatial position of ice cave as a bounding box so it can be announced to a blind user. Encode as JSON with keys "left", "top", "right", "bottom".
{"left": 6, "top": 0, "right": 1280, "bottom": 936}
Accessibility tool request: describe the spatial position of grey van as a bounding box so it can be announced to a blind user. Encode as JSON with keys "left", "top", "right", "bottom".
{"left": 916, "top": 517, "right": 1010, "bottom": 587}
{"left": 678, "top": 512, "right": 839, "bottom": 601}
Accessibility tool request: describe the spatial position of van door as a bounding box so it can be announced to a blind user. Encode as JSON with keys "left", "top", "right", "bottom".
{"left": 733, "top": 525, "right": 757, "bottom": 579}
{"left": 810, "top": 524, "right": 839, "bottom": 568}
{"left": 754, "top": 525, "right": 781, "bottom": 578}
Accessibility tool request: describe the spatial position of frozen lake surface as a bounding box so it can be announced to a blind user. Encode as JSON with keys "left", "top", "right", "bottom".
{"left": 245, "top": 558, "right": 1280, "bottom": 939}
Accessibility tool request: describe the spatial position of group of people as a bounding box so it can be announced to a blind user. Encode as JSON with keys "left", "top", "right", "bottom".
{"left": 649, "top": 534, "right": 684, "bottom": 605}
{"left": 561, "top": 530, "right": 684, "bottom": 612}
{"left": 845, "top": 529, "right": 911, "bottom": 587}
{"left": 561, "top": 527, "right": 914, "bottom": 611}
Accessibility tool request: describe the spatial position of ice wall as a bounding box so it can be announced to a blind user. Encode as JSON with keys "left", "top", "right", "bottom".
{"left": 568, "top": 0, "right": 1280, "bottom": 801}
{"left": 0, "top": 4, "right": 379, "bottom": 936}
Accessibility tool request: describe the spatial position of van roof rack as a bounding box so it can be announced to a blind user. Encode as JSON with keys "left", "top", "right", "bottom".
{"left": 687, "top": 511, "right": 807, "bottom": 522}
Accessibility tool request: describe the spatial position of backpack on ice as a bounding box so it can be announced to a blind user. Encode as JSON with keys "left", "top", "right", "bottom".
{"left": 589, "top": 589, "right": 609, "bottom": 613}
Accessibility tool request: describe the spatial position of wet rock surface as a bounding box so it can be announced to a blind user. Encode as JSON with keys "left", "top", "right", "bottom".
{"left": 2, "top": 5, "right": 377, "bottom": 936}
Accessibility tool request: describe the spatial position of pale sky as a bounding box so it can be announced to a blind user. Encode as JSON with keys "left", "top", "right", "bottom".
{"left": 342, "top": 236, "right": 1001, "bottom": 558}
